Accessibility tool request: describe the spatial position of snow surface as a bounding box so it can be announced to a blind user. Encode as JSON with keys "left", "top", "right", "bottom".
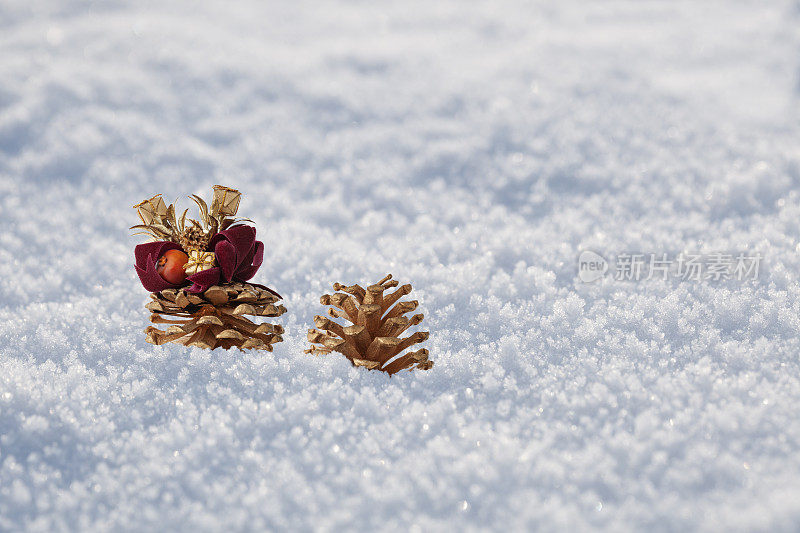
{"left": 2, "top": 0, "right": 800, "bottom": 530}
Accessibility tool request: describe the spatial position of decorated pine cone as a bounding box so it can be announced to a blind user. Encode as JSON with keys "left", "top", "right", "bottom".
{"left": 306, "top": 274, "right": 432, "bottom": 374}
{"left": 132, "top": 185, "right": 284, "bottom": 350}
{"left": 145, "top": 282, "right": 286, "bottom": 350}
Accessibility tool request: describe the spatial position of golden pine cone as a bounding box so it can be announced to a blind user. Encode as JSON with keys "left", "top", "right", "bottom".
{"left": 179, "top": 226, "right": 211, "bottom": 254}
{"left": 306, "top": 274, "right": 432, "bottom": 374}
{"left": 145, "top": 282, "right": 286, "bottom": 350}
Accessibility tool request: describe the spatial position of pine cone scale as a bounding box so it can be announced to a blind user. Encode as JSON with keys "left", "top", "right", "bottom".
{"left": 145, "top": 282, "right": 285, "bottom": 351}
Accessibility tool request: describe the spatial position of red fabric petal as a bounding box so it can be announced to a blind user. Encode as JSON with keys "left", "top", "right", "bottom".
{"left": 221, "top": 225, "right": 256, "bottom": 255}
{"left": 135, "top": 241, "right": 181, "bottom": 270}
{"left": 208, "top": 232, "right": 225, "bottom": 249}
{"left": 236, "top": 244, "right": 255, "bottom": 275}
{"left": 236, "top": 240, "right": 263, "bottom": 281}
{"left": 134, "top": 241, "right": 184, "bottom": 293}
{"left": 207, "top": 225, "right": 262, "bottom": 282}
{"left": 185, "top": 267, "right": 222, "bottom": 293}
{"left": 214, "top": 240, "right": 237, "bottom": 282}
{"left": 135, "top": 257, "right": 178, "bottom": 292}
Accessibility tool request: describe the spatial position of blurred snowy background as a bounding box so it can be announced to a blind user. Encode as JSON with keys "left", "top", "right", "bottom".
{"left": 2, "top": 0, "right": 800, "bottom": 530}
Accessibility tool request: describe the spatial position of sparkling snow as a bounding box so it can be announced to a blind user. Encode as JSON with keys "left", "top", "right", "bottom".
{"left": 1, "top": 0, "right": 800, "bottom": 530}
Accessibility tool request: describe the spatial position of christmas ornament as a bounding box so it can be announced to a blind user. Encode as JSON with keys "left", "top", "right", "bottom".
{"left": 306, "top": 274, "right": 432, "bottom": 374}
{"left": 131, "top": 186, "right": 285, "bottom": 350}
{"left": 156, "top": 249, "right": 189, "bottom": 284}
{"left": 184, "top": 250, "right": 216, "bottom": 276}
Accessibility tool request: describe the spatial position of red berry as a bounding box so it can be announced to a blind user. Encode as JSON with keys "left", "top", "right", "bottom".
{"left": 157, "top": 249, "right": 189, "bottom": 284}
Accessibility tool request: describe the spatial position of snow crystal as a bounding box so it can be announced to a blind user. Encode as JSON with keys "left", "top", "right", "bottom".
{"left": 1, "top": 0, "right": 800, "bottom": 530}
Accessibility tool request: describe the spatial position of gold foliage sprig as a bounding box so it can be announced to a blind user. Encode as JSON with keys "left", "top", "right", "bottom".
{"left": 188, "top": 185, "right": 253, "bottom": 236}
{"left": 131, "top": 185, "right": 251, "bottom": 244}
